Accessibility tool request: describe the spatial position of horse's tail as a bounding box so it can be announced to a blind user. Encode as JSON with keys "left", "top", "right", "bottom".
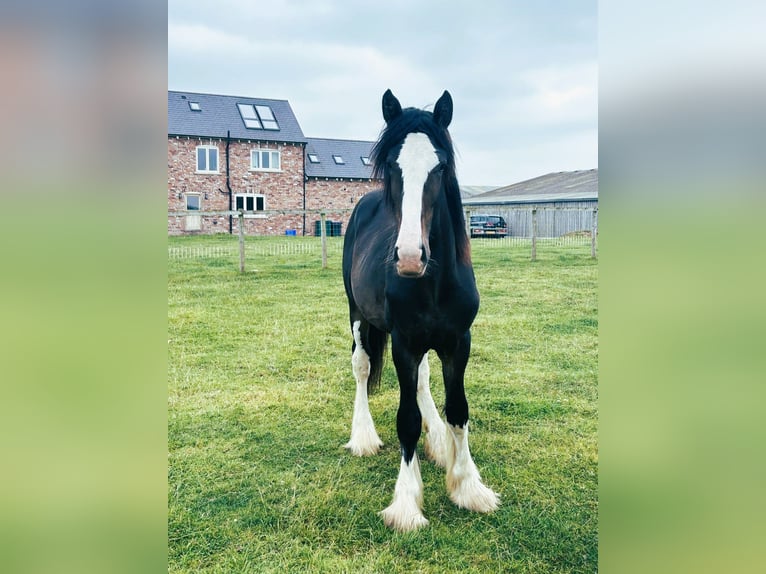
{"left": 366, "top": 325, "right": 388, "bottom": 394}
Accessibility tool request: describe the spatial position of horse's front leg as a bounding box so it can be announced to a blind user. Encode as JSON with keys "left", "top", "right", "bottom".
{"left": 379, "top": 332, "right": 428, "bottom": 531}
{"left": 441, "top": 331, "right": 500, "bottom": 513}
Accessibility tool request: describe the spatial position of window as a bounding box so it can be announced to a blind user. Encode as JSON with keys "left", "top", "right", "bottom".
{"left": 237, "top": 103, "right": 280, "bottom": 130}
{"left": 196, "top": 146, "right": 218, "bottom": 173}
{"left": 360, "top": 156, "right": 371, "bottom": 166}
{"left": 332, "top": 155, "right": 345, "bottom": 164}
{"left": 189, "top": 102, "right": 201, "bottom": 111}
{"left": 251, "top": 149, "right": 281, "bottom": 171}
{"left": 307, "top": 153, "right": 320, "bottom": 163}
{"left": 185, "top": 194, "right": 200, "bottom": 210}
{"left": 234, "top": 194, "right": 265, "bottom": 212}
{"left": 255, "top": 106, "right": 279, "bottom": 130}
{"left": 237, "top": 104, "right": 261, "bottom": 128}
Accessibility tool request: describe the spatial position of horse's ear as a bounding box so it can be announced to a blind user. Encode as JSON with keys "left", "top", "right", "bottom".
{"left": 382, "top": 89, "right": 402, "bottom": 123}
{"left": 433, "top": 90, "right": 453, "bottom": 128}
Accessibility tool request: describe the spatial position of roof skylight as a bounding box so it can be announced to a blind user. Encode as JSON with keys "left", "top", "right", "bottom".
{"left": 360, "top": 156, "right": 371, "bottom": 166}
{"left": 237, "top": 103, "right": 280, "bottom": 131}
{"left": 255, "top": 106, "right": 279, "bottom": 130}
{"left": 308, "top": 153, "right": 320, "bottom": 163}
{"left": 332, "top": 155, "right": 345, "bottom": 164}
{"left": 189, "top": 102, "right": 201, "bottom": 111}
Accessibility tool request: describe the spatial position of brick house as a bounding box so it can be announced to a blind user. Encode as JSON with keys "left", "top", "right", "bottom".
{"left": 304, "top": 137, "right": 377, "bottom": 236}
{"left": 168, "top": 90, "right": 379, "bottom": 236}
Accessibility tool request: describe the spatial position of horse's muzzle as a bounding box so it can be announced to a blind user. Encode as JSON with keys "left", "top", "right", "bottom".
{"left": 394, "top": 246, "right": 428, "bottom": 278}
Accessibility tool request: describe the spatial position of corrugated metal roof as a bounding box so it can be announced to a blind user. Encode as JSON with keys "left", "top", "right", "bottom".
{"left": 305, "top": 137, "right": 376, "bottom": 180}
{"left": 459, "top": 185, "right": 496, "bottom": 199}
{"left": 168, "top": 90, "right": 307, "bottom": 144}
{"left": 464, "top": 169, "right": 598, "bottom": 205}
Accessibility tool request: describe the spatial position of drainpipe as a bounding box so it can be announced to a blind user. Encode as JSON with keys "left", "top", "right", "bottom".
{"left": 302, "top": 142, "right": 307, "bottom": 236}
{"left": 226, "top": 130, "right": 233, "bottom": 234}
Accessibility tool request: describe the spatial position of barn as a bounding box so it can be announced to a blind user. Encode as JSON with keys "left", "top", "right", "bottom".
{"left": 463, "top": 169, "right": 598, "bottom": 237}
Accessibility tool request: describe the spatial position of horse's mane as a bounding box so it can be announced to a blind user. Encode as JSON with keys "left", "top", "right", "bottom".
{"left": 370, "top": 107, "right": 471, "bottom": 264}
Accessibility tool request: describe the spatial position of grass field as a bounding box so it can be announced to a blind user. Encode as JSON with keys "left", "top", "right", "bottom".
{"left": 168, "top": 235, "right": 598, "bottom": 573}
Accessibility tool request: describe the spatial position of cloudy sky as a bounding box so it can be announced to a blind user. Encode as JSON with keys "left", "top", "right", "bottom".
{"left": 168, "top": 0, "right": 597, "bottom": 186}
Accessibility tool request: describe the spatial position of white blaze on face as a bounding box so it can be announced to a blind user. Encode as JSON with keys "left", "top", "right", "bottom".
{"left": 395, "top": 133, "right": 439, "bottom": 263}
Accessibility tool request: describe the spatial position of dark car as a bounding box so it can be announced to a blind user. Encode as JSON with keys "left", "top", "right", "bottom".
{"left": 469, "top": 214, "right": 508, "bottom": 238}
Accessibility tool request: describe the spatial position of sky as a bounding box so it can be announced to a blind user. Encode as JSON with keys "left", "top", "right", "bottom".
{"left": 168, "top": 0, "right": 597, "bottom": 187}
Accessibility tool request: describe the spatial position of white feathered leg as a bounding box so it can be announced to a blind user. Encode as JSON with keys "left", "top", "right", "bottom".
{"left": 379, "top": 454, "right": 429, "bottom": 531}
{"left": 446, "top": 422, "right": 500, "bottom": 512}
{"left": 344, "top": 321, "right": 383, "bottom": 456}
{"left": 415, "top": 353, "right": 449, "bottom": 467}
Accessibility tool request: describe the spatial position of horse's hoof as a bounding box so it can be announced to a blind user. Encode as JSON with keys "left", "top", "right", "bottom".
{"left": 448, "top": 477, "right": 501, "bottom": 513}
{"left": 344, "top": 438, "right": 383, "bottom": 457}
{"left": 379, "top": 504, "right": 429, "bottom": 532}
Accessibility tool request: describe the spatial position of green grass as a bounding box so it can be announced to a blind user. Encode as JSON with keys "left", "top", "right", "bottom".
{"left": 168, "top": 235, "right": 597, "bottom": 573}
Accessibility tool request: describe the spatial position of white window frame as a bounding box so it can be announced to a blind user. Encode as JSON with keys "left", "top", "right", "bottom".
{"left": 234, "top": 193, "right": 267, "bottom": 218}
{"left": 250, "top": 149, "right": 281, "bottom": 172}
{"left": 196, "top": 145, "right": 219, "bottom": 174}
{"left": 185, "top": 192, "right": 201, "bottom": 211}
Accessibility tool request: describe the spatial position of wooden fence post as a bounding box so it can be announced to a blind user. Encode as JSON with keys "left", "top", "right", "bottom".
{"left": 591, "top": 207, "right": 598, "bottom": 258}
{"left": 238, "top": 210, "right": 245, "bottom": 273}
{"left": 464, "top": 208, "right": 471, "bottom": 238}
{"left": 320, "top": 212, "right": 328, "bottom": 269}
{"left": 531, "top": 208, "right": 538, "bottom": 261}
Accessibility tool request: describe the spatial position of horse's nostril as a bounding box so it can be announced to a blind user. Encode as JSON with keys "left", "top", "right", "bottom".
{"left": 393, "top": 247, "right": 400, "bottom": 262}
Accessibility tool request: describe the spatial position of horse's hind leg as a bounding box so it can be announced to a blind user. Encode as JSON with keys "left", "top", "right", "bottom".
{"left": 441, "top": 331, "right": 500, "bottom": 513}
{"left": 344, "top": 319, "right": 383, "bottom": 456}
{"left": 416, "top": 352, "right": 449, "bottom": 467}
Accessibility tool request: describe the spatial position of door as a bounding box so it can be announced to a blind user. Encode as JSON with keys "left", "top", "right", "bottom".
{"left": 185, "top": 193, "right": 201, "bottom": 231}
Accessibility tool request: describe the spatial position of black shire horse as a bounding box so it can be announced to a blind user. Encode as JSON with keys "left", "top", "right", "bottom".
{"left": 342, "top": 90, "right": 499, "bottom": 531}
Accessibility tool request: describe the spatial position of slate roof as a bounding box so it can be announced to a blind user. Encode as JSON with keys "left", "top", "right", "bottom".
{"left": 168, "top": 90, "right": 307, "bottom": 144}
{"left": 464, "top": 169, "right": 598, "bottom": 205}
{"left": 305, "top": 138, "right": 376, "bottom": 180}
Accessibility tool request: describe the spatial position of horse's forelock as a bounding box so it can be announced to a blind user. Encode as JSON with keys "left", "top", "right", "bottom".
{"left": 371, "top": 108, "right": 455, "bottom": 181}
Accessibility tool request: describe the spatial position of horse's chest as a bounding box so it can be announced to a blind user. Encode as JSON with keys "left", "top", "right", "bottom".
{"left": 386, "top": 286, "right": 478, "bottom": 340}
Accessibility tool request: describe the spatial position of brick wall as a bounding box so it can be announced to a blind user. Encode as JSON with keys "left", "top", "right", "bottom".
{"left": 305, "top": 177, "right": 381, "bottom": 236}
{"left": 167, "top": 136, "right": 305, "bottom": 235}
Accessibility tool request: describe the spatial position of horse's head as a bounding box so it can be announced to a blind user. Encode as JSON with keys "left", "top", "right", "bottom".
{"left": 373, "top": 89, "right": 454, "bottom": 278}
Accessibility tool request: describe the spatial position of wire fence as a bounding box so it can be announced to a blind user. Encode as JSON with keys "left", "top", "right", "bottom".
{"left": 168, "top": 208, "right": 597, "bottom": 268}
{"left": 168, "top": 233, "right": 595, "bottom": 263}
{"left": 470, "top": 233, "right": 594, "bottom": 249}
{"left": 168, "top": 239, "right": 344, "bottom": 260}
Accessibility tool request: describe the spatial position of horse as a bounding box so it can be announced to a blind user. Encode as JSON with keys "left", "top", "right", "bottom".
{"left": 342, "top": 89, "right": 500, "bottom": 531}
